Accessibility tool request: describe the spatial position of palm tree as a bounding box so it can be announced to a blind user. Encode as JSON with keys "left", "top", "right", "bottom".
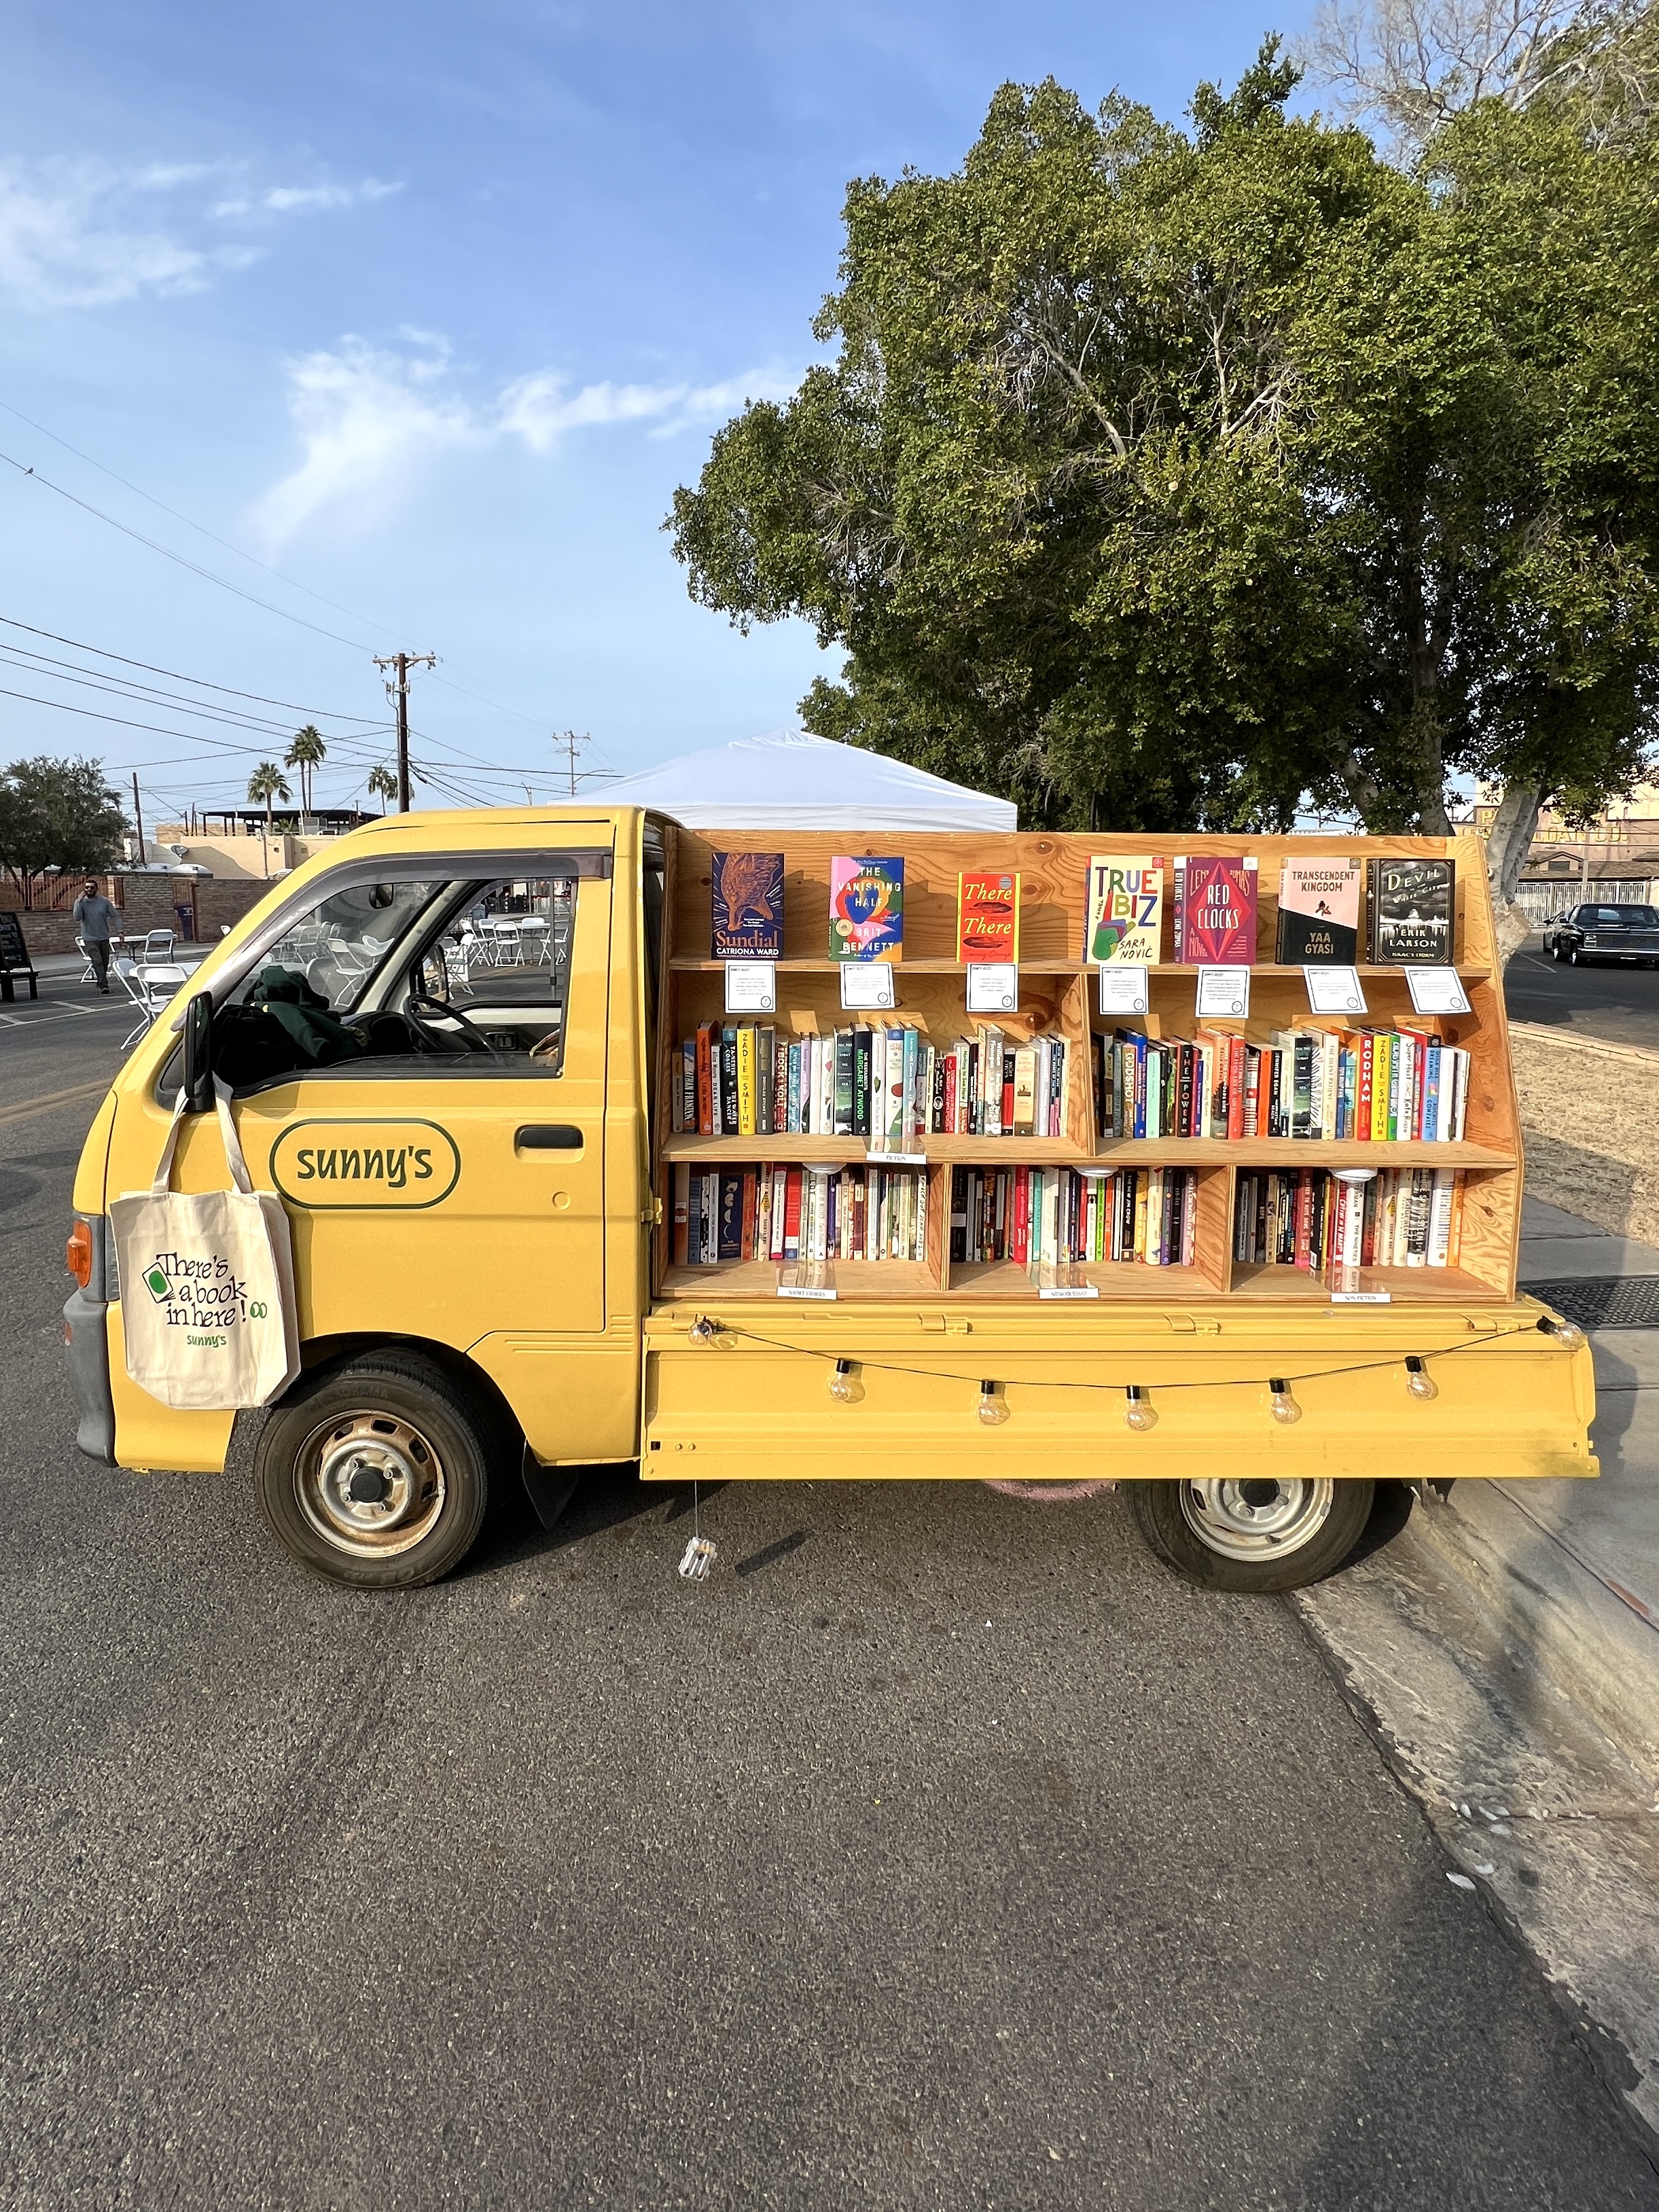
{"left": 366, "top": 763, "right": 399, "bottom": 814}
{"left": 285, "top": 725, "right": 327, "bottom": 830}
{"left": 247, "top": 762, "right": 291, "bottom": 878}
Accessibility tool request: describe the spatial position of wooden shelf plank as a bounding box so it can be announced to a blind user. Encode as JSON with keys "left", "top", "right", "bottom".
{"left": 662, "top": 1135, "right": 1082, "bottom": 1163}
{"left": 1228, "top": 1262, "right": 1505, "bottom": 1303}
{"left": 1094, "top": 1139, "right": 1516, "bottom": 1168}
{"left": 660, "top": 1257, "right": 938, "bottom": 1302}
{"left": 947, "top": 1258, "right": 1224, "bottom": 1300}
{"left": 669, "top": 959, "right": 1495, "bottom": 980}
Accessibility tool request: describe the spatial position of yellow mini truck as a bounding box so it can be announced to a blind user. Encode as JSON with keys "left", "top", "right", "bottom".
{"left": 64, "top": 806, "right": 1595, "bottom": 1595}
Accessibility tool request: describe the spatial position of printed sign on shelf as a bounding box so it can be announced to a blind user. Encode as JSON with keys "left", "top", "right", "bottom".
{"left": 1405, "top": 965, "right": 1471, "bottom": 1016}
{"left": 965, "top": 963, "right": 1018, "bottom": 1014}
{"left": 724, "top": 961, "right": 777, "bottom": 1014}
{"left": 840, "top": 961, "right": 896, "bottom": 1011}
{"left": 1194, "top": 965, "right": 1251, "bottom": 1018}
{"left": 1304, "top": 965, "right": 1367, "bottom": 1016}
{"left": 1096, "top": 965, "right": 1150, "bottom": 1016}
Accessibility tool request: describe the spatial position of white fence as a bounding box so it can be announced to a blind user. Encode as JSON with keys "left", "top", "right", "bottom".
{"left": 1512, "top": 878, "right": 1656, "bottom": 925}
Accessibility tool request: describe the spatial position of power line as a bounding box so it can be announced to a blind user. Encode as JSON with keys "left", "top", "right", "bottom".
{"left": 0, "top": 645, "right": 391, "bottom": 744}
{"left": 0, "top": 613, "right": 396, "bottom": 723}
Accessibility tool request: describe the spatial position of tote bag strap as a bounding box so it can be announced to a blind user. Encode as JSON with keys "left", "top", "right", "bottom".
{"left": 149, "top": 1078, "right": 255, "bottom": 1199}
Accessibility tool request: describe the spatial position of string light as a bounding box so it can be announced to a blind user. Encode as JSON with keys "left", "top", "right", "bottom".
{"left": 978, "top": 1380, "right": 1010, "bottom": 1427}
{"left": 687, "top": 1315, "right": 720, "bottom": 1344}
{"left": 1268, "top": 1378, "right": 1302, "bottom": 1425}
{"left": 1536, "top": 1313, "right": 1586, "bottom": 1353}
{"left": 827, "top": 1358, "right": 864, "bottom": 1404}
{"left": 1404, "top": 1355, "right": 1438, "bottom": 1402}
{"left": 1124, "top": 1387, "right": 1158, "bottom": 1432}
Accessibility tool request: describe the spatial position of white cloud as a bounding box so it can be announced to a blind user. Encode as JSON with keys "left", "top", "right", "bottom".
{"left": 253, "top": 336, "right": 482, "bottom": 545}
{"left": 255, "top": 338, "right": 801, "bottom": 545}
{"left": 0, "top": 157, "right": 404, "bottom": 312}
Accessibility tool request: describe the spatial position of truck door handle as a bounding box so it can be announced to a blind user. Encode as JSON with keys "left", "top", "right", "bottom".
{"left": 515, "top": 1124, "right": 584, "bottom": 1151}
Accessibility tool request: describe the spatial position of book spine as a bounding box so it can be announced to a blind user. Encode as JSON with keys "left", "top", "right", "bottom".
{"left": 673, "top": 1164, "right": 689, "bottom": 1267}
{"left": 736, "top": 1025, "right": 757, "bottom": 1137}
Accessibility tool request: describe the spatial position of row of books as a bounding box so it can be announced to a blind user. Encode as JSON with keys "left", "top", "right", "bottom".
{"left": 1234, "top": 1168, "right": 1467, "bottom": 1271}
{"left": 709, "top": 847, "right": 1456, "bottom": 966}
{"left": 1094, "top": 1027, "right": 1471, "bottom": 1142}
{"left": 672, "top": 1022, "right": 1069, "bottom": 1143}
{"left": 671, "top": 1164, "right": 927, "bottom": 1267}
{"left": 950, "top": 1165, "right": 1199, "bottom": 1268}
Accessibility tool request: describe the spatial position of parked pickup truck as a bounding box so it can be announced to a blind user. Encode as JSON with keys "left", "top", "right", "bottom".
{"left": 1543, "top": 901, "right": 1659, "bottom": 965}
{"left": 64, "top": 808, "right": 1594, "bottom": 1598}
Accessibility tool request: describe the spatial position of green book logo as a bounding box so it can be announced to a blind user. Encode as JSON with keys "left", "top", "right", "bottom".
{"left": 143, "top": 1263, "right": 173, "bottom": 1304}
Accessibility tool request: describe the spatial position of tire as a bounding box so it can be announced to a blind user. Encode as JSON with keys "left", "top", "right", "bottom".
{"left": 1569, "top": 945, "right": 1581, "bottom": 965}
{"left": 255, "top": 1349, "right": 493, "bottom": 1590}
{"left": 1128, "top": 1476, "right": 1376, "bottom": 1594}
{"left": 1551, "top": 940, "right": 1565, "bottom": 962}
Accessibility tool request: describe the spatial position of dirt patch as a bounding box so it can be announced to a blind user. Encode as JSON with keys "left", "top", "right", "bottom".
{"left": 1510, "top": 1024, "right": 1659, "bottom": 1245}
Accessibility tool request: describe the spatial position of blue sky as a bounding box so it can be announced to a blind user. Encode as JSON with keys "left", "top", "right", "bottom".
{"left": 0, "top": 1, "right": 1303, "bottom": 825}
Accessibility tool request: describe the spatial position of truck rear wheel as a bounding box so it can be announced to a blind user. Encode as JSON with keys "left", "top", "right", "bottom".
{"left": 1128, "top": 1476, "right": 1375, "bottom": 1594}
{"left": 255, "top": 1351, "right": 491, "bottom": 1590}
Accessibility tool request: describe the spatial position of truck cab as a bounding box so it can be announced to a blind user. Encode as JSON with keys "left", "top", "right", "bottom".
{"left": 66, "top": 807, "right": 1596, "bottom": 1596}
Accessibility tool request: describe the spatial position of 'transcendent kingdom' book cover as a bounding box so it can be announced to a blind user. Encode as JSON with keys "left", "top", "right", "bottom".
{"left": 711, "top": 850, "right": 784, "bottom": 959}
{"left": 1086, "top": 856, "right": 1164, "bottom": 963}
{"left": 957, "top": 872, "right": 1020, "bottom": 963}
{"left": 1276, "top": 857, "right": 1361, "bottom": 964}
{"left": 829, "top": 856, "right": 904, "bottom": 961}
{"left": 1176, "top": 855, "right": 1259, "bottom": 965}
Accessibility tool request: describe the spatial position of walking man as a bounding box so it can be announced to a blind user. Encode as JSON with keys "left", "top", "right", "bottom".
{"left": 72, "top": 878, "right": 120, "bottom": 995}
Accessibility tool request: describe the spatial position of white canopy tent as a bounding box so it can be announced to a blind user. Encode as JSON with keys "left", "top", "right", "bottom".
{"left": 599, "top": 730, "right": 1015, "bottom": 833}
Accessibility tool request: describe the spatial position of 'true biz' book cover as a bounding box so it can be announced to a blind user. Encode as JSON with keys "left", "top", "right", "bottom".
{"left": 1086, "top": 856, "right": 1164, "bottom": 962}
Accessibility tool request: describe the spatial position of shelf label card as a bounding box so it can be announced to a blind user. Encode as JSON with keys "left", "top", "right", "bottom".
{"left": 1405, "top": 965, "right": 1471, "bottom": 1016}
{"left": 1039, "top": 1283, "right": 1101, "bottom": 1300}
{"left": 1195, "top": 965, "right": 1251, "bottom": 1018}
{"left": 777, "top": 1284, "right": 837, "bottom": 1300}
{"left": 840, "top": 961, "right": 895, "bottom": 1011}
{"left": 724, "top": 959, "right": 777, "bottom": 1014}
{"left": 1304, "top": 964, "right": 1366, "bottom": 1016}
{"left": 1331, "top": 1290, "right": 1391, "bottom": 1304}
{"left": 868, "top": 1150, "right": 927, "bottom": 1166}
{"left": 1097, "top": 964, "right": 1149, "bottom": 1016}
{"left": 965, "top": 962, "right": 1018, "bottom": 1014}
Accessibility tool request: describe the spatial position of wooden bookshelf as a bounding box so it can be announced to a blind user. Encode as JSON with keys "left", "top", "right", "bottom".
{"left": 653, "top": 827, "right": 1522, "bottom": 1306}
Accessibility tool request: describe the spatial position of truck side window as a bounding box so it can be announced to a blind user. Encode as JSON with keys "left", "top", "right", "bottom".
{"left": 425, "top": 876, "right": 577, "bottom": 1073}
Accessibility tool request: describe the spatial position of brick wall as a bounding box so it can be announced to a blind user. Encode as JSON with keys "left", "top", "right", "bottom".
{"left": 2, "top": 874, "right": 273, "bottom": 961}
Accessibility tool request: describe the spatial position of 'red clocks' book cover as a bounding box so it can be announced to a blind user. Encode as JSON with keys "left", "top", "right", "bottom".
{"left": 1175, "top": 855, "right": 1258, "bottom": 964}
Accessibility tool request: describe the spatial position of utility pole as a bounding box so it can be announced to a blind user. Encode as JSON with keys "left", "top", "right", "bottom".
{"left": 131, "top": 772, "right": 145, "bottom": 867}
{"left": 554, "top": 729, "right": 591, "bottom": 798}
{"left": 373, "top": 652, "right": 438, "bottom": 811}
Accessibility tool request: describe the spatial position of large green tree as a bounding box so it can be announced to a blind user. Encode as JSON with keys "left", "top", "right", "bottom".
{"left": 669, "top": 34, "right": 1659, "bottom": 863}
{"left": 0, "top": 755, "right": 126, "bottom": 895}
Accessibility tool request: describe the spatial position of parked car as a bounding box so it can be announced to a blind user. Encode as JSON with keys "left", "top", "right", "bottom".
{"left": 1546, "top": 901, "right": 1659, "bottom": 965}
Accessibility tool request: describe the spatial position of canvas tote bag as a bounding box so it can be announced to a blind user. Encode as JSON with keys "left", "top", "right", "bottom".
{"left": 111, "top": 1079, "right": 300, "bottom": 1410}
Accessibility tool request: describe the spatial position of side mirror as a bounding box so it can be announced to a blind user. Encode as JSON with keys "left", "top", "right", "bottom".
{"left": 183, "top": 991, "right": 215, "bottom": 1113}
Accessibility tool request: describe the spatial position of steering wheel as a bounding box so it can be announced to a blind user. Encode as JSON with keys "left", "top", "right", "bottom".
{"left": 404, "top": 991, "right": 498, "bottom": 1056}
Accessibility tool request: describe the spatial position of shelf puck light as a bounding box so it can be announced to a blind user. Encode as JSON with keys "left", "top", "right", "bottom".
{"left": 1268, "top": 1378, "right": 1302, "bottom": 1425}
{"left": 1404, "top": 1355, "right": 1438, "bottom": 1402}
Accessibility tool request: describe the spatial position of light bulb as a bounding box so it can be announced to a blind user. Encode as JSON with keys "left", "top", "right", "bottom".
{"left": 978, "top": 1380, "right": 1010, "bottom": 1427}
{"left": 828, "top": 1358, "right": 864, "bottom": 1404}
{"left": 1537, "top": 1315, "right": 1586, "bottom": 1353}
{"left": 1124, "top": 1386, "right": 1158, "bottom": 1432}
{"left": 687, "top": 1315, "right": 719, "bottom": 1344}
{"left": 1404, "top": 1355, "right": 1438, "bottom": 1402}
{"left": 1268, "top": 1378, "right": 1302, "bottom": 1425}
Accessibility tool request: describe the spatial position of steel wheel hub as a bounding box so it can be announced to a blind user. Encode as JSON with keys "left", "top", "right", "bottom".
{"left": 297, "top": 1410, "right": 447, "bottom": 1558}
{"left": 1178, "top": 1476, "right": 1334, "bottom": 1559}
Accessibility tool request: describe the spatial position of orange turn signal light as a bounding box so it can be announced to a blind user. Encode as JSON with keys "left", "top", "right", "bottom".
{"left": 66, "top": 1220, "right": 93, "bottom": 1289}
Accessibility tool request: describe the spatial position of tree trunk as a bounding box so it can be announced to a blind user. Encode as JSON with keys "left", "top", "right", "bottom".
{"left": 1483, "top": 781, "right": 1542, "bottom": 964}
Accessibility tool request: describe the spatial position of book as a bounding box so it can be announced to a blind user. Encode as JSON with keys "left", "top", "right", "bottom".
{"left": 958, "top": 871, "right": 1021, "bottom": 963}
{"left": 829, "top": 855, "right": 904, "bottom": 961}
{"left": 711, "top": 850, "right": 784, "bottom": 959}
{"left": 1175, "top": 855, "right": 1258, "bottom": 965}
{"left": 1368, "top": 858, "right": 1455, "bottom": 965}
{"left": 1276, "top": 858, "right": 1362, "bottom": 965}
{"left": 1086, "top": 855, "right": 1163, "bottom": 963}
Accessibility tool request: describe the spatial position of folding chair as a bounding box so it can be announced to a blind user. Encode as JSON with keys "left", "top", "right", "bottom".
{"left": 141, "top": 929, "right": 176, "bottom": 961}
{"left": 75, "top": 935, "right": 95, "bottom": 984}
{"left": 115, "top": 960, "right": 188, "bottom": 1051}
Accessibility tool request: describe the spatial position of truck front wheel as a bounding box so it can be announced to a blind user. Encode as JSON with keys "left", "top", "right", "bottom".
{"left": 255, "top": 1351, "right": 491, "bottom": 1590}
{"left": 1129, "top": 1476, "right": 1375, "bottom": 1594}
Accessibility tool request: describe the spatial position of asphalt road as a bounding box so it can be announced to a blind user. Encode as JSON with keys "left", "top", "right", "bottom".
{"left": 3, "top": 984, "right": 1658, "bottom": 2209}
{"left": 1505, "top": 938, "right": 1659, "bottom": 1051}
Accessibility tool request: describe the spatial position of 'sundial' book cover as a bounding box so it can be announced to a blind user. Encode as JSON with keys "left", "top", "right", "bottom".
{"left": 829, "top": 856, "right": 904, "bottom": 961}
{"left": 711, "top": 849, "right": 784, "bottom": 959}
